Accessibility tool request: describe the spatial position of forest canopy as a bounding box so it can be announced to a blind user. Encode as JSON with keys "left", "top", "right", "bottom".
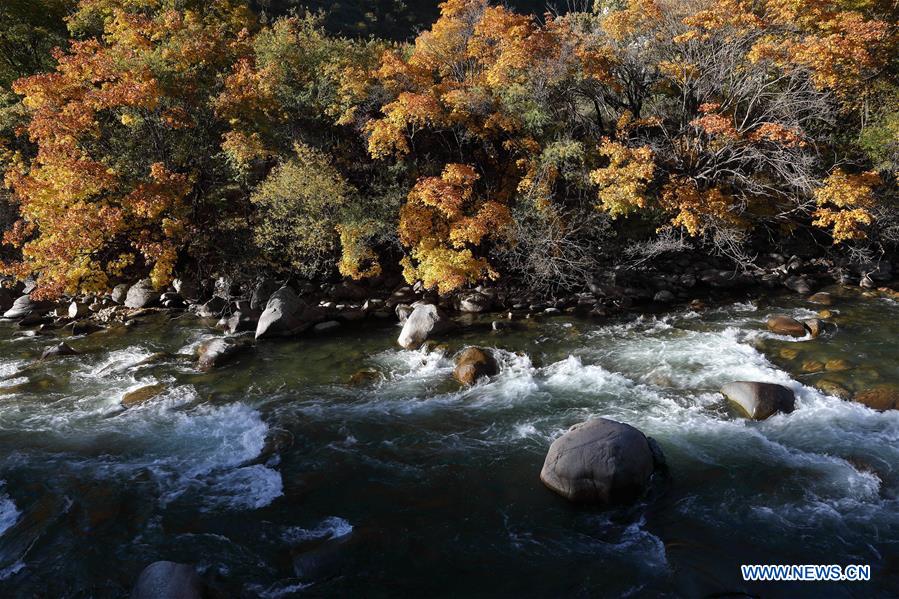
{"left": 0, "top": 0, "right": 896, "bottom": 299}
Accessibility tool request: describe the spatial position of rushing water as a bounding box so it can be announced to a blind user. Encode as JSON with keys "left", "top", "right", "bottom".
{"left": 0, "top": 288, "right": 898, "bottom": 597}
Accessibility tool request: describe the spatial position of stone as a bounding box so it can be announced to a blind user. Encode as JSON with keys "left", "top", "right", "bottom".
{"left": 172, "top": 278, "right": 199, "bottom": 301}
{"left": 825, "top": 358, "right": 851, "bottom": 372}
{"left": 766, "top": 315, "right": 808, "bottom": 337}
{"left": 815, "top": 380, "right": 852, "bottom": 400}
{"left": 784, "top": 275, "right": 812, "bottom": 295}
{"left": 801, "top": 360, "right": 824, "bottom": 373}
{"left": 348, "top": 369, "right": 382, "bottom": 386}
{"left": 853, "top": 386, "right": 899, "bottom": 411}
{"left": 397, "top": 303, "right": 452, "bottom": 350}
{"left": 223, "top": 311, "right": 258, "bottom": 334}
{"left": 130, "top": 561, "right": 203, "bottom": 599}
{"left": 720, "top": 381, "right": 796, "bottom": 420}
{"left": 808, "top": 292, "right": 834, "bottom": 305}
{"left": 66, "top": 320, "right": 104, "bottom": 336}
{"left": 395, "top": 303, "right": 414, "bottom": 323}
{"left": 540, "top": 418, "right": 658, "bottom": 504}
{"left": 124, "top": 280, "right": 160, "bottom": 309}
{"left": 41, "top": 342, "right": 78, "bottom": 360}
{"left": 653, "top": 290, "right": 676, "bottom": 303}
{"left": 196, "top": 296, "right": 227, "bottom": 318}
{"left": 453, "top": 347, "right": 499, "bottom": 386}
{"left": 817, "top": 309, "right": 834, "bottom": 319}
{"left": 458, "top": 292, "right": 492, "bottom": 313}
{"left": 121, "top": 384, "right": 166, "bottom": 408}
{"left": 110, "top": 283, "right": 129, "bottom": 304}
{"left": 801, "top": 318, "right": 833, "bottom": 338}
{"left": 779, "top": 348, "right": 799, "bottom": 360}
{"left": 68, "top": 301, "right": 89, "bottom": 319}
{"left": 255, "top": 286, "right": 316, "bottom": 339}
{"left": 196, "top": 336, "right": 253, "bottom": 371}
{"left": 3, "top": 295, "right": 50, "bottom": 320}
{"left": 251, "top": 278, "right": 279, "bottom": 311}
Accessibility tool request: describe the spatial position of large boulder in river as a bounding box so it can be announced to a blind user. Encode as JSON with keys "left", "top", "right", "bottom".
{"left": 540, "top": 418, "right": 659, "bottom": 504}
{"left": 131, "top": 561, "right": 203, "bottom": 599}
{"left": 720, "top": 381, "right": 795, "bottom": 420}
{"left": 196, "top": 336, "right": 253, "bottom": 371}
{"left": 453, "top": 347, "right": 498, "bottom": 385}
{"left": 766, "top": 315, "right": 808, "bottom": 337}
{"left": 124, "top": 279, "right": 160, "bottom": 309}
{"left": 255, "top": 286, "right": 316, "bottom": 339}
{"left": 397, "top": 302, "right": 452, "bottom": 349}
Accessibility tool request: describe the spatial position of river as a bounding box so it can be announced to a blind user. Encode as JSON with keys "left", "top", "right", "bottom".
{"left": 1, "top": 287, "right": 898, "bottom": 597}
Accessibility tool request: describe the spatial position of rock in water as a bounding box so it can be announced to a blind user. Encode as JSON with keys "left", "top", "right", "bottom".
{"left": 196, "top": 336, "right": 253, "bottom": 371}
{"left": 801, "top": 318, "right": 832, "bottom": 338}
{"left": 255, "top": 286, "right": 313, "bottom": 339}
{"left": 720, "top": 381, "right": 795, "bottom": 420}
{"left": 808, "top": 291, "right": 834, "bottom": 305}
{"left": 41, "top": 342, "right": 78, "bottom": 360}
{"left": 122, "top": 384, "right": 166, "bottom": 408}
{"left": 853, "top": 386, "right": 899, "bottom": 411}
{"left": 397, "top": 303, "right": 451, "bottom": 349}
{"left": 540, "top": 418, "right": 659, "bottom": 504}
{"left": 766, "top": 315, "right": 808, "bottom": 337}
{"left": 131, "top": 561, "right": 203, "bottom": 599}
{"left": 453, "top": 347, "right": 498, "bottom": 385}
{"left": 124, "top": 279, "right": 160, "bottom": 309}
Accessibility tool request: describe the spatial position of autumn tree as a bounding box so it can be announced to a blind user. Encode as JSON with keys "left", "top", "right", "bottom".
{"left": 4, "top": 0, "right": 255, "bottom": 298}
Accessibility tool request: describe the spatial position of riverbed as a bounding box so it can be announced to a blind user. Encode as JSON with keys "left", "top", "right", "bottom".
{"left": 1, "top": 288, "right": 898, "bottom": 597}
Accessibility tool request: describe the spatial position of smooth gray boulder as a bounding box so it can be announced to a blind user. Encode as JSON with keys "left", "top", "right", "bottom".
{"left": 131, "top": 561, "right": 202, "bottom": 599}
{"left": 720, "top": 381, "right": 795, "bottom": 420}
{"left": 124, "top": 280, "right": 160, "bottom": 309}
{"left": 3, "top": 295, "right": 50, "bottom": 320}
{"left": 540, "top": 418, "right": 658, "bottom": 504}
{"left": 255, "top": 286, "right": 313, "bottom": 339}
{"left": 397, "top": 303, "right": 451, "bottom": 349}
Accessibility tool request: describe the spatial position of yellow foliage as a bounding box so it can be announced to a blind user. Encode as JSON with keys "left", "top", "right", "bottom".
{"left": 812, "top": 169, "right": 880, "bottom": 242}
{"left": 590, "top": 138, "right": 655, "bottom": 218}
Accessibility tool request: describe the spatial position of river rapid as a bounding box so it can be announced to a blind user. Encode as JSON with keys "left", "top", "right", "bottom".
{"left": 0, "top": 287, "right": 898, "bottom": 597}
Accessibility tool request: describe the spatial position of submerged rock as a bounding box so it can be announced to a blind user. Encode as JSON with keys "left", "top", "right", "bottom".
{"left": 348, "top": 368, "right": 383, "bottom": 386}
{"left": 453, "top": 347, "right": 498, "bottom": 386}
{"left": 853, "top": 386, "right": 899, "bottom": 411}
{"left": 815, "top": 379, "right": 852, "bottom": 400}
{"left": 720, "top": 381, "right": 795, "bottom": 420}
{"left": 131, "top": 561, "right": 203, "bottom": 599}
{"left": 121, "top": 384, "right": 165, "bottom": 408}
{"left": 766, "top": 315, "right": 808, "bottom": 337}
{"left": 808, "top": 291, "right": 834, "bottom": 305}
{"left": 397, "top": 302, "right": 452, "bottom": 350}
{"left": 196, "top": 336, "right": 253, "bottom": 371}
{"left": 41, "top": 342, "right": 78, "bottom": 360}
{"left": 540, "top": 418, "right": 660, "bottom": 504}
